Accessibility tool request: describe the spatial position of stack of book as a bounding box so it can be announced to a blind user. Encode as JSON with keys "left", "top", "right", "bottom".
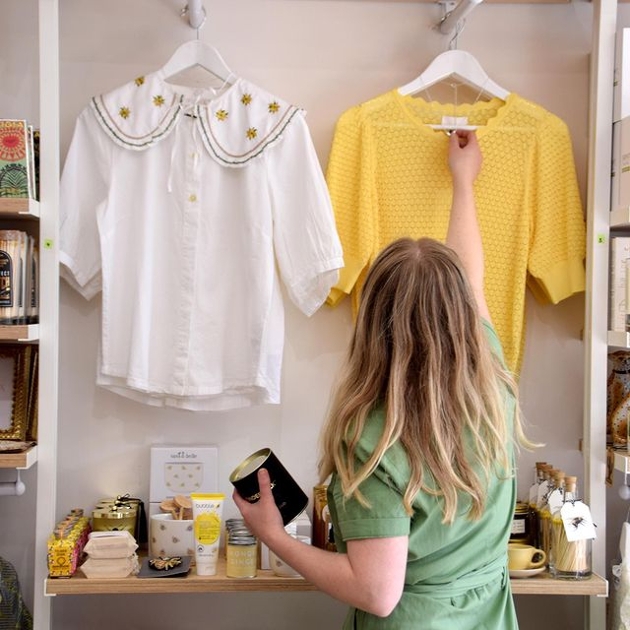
{"left": 0, "top": 119, "right": 39, "bottom": 200}
{"left": 0, "top": 230, "right": 38, "bottom": 325}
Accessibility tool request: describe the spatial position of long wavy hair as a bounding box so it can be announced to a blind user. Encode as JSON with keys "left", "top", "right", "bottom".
{"left": 319, "top": 237, "right": 529, "bottom": 524}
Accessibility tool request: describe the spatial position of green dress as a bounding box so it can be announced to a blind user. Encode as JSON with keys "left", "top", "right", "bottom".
{"left": 327, "top": 321, "right": 518, "bottom": 630}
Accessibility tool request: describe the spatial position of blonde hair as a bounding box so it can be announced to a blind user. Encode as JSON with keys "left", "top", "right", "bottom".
{"left": 319, "top": 237, "right": 529, "bottom": 524}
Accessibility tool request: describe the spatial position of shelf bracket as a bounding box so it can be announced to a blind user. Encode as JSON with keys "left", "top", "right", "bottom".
{"left": 437, "top": 0, "right": 484, "bottom": 36}
{"left": 181, "top": 1, "right": 206, "bottom": 31}
{"left": 0, "top": 469, "right": 26, "bottom": 496}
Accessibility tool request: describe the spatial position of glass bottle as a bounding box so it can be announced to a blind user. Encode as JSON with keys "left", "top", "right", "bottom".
{"left": 527, "top": 462, "right": 547, "bottom": 548}
{"left": 550, "top": 476, "right": 592, "bottom": 580}
{"left": 536, "top": 465, "right": 554, "bottom": 562}
{"left": 544, "top": 470, "right": 565, "bottom": 574}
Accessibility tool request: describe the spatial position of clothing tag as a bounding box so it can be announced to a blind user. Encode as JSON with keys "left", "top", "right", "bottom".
{"left": 560, "top": 500, "right": 597, "bottom": 541}
{"left": 441, "top": 116, "right": 469, "bottom": 128}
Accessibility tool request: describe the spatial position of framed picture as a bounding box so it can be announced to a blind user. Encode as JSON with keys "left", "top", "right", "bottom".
{"left": 0, "top": 345, "right": 31, "bottom": 440}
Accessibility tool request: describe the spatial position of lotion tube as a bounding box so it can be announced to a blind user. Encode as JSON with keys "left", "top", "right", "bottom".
{"left": 190, "top": 493, "right": 225, "bottom": 576}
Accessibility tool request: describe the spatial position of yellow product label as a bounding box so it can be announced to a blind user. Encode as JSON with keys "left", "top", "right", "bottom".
{"left": 195, "top": 512, "right": 221, "bottom": 544}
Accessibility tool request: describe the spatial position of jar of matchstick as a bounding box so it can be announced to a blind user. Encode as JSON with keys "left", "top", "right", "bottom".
{"left": 549, "top": 476, "right": 592, "bottom": 580}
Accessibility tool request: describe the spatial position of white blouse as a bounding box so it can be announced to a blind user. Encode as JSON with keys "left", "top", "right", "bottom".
{"left": 60, "top": 73, "right": 343, "bottom": 410}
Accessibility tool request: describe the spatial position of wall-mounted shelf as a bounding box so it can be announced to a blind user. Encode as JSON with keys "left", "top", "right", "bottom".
{"left": 0, "top": 198, "right": 40, "bottom": 219}
{"left": 0, "top": 444, "right": 37, "bottom": 469}
{"left": 44, "top": 558, "right": 607, "bottom": 597}
{"left": 512, "top": 573, "right": 607, "bottom": 596}
{"left": 0, "top": 324, "right": 39, "bottom": 342}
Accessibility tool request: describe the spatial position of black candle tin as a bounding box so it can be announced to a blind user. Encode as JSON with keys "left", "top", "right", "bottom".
{"left": 229, "top": 448, "right": 308, "bottom": 526}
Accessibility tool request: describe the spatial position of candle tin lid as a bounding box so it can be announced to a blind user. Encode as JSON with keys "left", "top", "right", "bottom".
{"left": 229, "top": 448, "right": 308, "bottom": 526}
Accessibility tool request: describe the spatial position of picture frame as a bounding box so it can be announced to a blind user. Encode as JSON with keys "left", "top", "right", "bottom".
{"left": 0, "top": 344, "right": 31, "bottom": 440}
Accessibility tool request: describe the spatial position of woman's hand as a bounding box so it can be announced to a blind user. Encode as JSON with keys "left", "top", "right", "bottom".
{"left": 232, "top": 468, "right": 286, "bottom": 545}
{"left": 448, "top": 129, "right": 482, "bottom": 187}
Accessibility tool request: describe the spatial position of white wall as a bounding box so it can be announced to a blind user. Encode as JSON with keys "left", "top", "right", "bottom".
{"left": 0, "top": 0, "right": 610, "bottom": 628}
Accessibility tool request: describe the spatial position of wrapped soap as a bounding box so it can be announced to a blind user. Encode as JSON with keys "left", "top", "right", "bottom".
{"left": 79, "top": 554, "right": 140, "bottom": 579}
{"left": 83, "top": 531, "right": 138, "bottom": 559}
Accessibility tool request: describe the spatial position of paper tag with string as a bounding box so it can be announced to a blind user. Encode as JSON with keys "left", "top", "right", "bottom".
{"left": 560, "top": 500, "right": 597, "bottom": 541}
{"left": 441, "top": 116, "right": 469, "bottom": 128}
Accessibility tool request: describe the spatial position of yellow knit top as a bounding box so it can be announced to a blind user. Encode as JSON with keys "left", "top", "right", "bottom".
{"left": 325, "top": 90, "right": 586, "bottom": 372}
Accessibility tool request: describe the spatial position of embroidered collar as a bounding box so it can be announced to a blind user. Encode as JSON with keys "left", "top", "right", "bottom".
{"left": 90, "top": 73, "right": 301, "bottom": 167}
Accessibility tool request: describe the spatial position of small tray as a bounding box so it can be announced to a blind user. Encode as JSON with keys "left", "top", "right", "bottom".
{"left": 137, "top": 556, "right": 191, "bottom": 579}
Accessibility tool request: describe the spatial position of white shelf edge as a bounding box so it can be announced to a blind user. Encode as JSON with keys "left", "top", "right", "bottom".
{"left": 18, "top": 444, "right": 38, "bottom": 470}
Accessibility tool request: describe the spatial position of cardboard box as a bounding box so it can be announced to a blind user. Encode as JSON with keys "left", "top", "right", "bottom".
{"left": 149, "top": 445, "right": 218, "bottom": 502}
{"left": 612, "top": 116, "right": 630, "bottom": 214}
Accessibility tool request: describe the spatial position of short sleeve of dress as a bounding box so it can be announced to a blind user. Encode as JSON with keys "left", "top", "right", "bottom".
{"left": 331, "top": 415, "right": 412, "bottom": 544}
{"left": 331, "top": 470, "right": 411, "bottom": 542}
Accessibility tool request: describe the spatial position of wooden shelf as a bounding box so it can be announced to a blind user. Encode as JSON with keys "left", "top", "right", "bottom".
{"left": 45, "top": 558, "right": 607, "bottom": 597}
{"left": 0, "top": 323, "right": 39, "bottom": 342}
{"left": 0, "top": 198, "right": 39, "bottom": 219}
{"left": 510, "top": 572, "right": 607, "bottom": 596}
{"left": 46, "top": 557, "right": 318, "bottom": 595}
{"left": 0, "top": 444, "right": 37, "bottom": 469}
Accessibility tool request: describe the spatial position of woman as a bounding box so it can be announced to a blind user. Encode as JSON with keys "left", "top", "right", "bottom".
{"left": 233, "top": 130, "right": 529, "bottom": 629}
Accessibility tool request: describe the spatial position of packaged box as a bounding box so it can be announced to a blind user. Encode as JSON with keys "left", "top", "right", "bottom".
{"left": 613, "top": 116, "right": 630, "bottom": 214}
{"left": 148, "top": 445, "right": 219, "bottom": 539}
{"left": 47, "top": 514, "right": 91, "bottom": 578}
{"left": 149, "top": 445, "right": 218, "bottom": 502}
{"left": 609, "top": 237, "right": 630, "bottom": 332}
{"left": 615, "top": 28, "right": 630, "bottom": 122}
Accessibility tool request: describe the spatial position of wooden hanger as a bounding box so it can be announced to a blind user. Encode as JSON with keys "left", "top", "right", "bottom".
{"left": 398, "top": 49, "right": 509, "bottom": 101}
{"left": 160, "top": 39, "right": 235, "bottom": 86}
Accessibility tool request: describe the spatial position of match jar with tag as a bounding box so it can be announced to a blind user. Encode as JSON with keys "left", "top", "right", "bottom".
{"left": 549, "top": 476, "right": 594, "bottom": 579}
{"left": 230, "top": 448, "right": 308, "bottom": 526}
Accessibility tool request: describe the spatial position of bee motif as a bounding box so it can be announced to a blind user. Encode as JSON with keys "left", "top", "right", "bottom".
{"left": 149, "top": 556, "right": 183, "bottom": 571}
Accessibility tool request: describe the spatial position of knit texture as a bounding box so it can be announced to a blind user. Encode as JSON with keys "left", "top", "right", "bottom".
{"left": 325, "top": 90, "right": 586, "bottom": 372}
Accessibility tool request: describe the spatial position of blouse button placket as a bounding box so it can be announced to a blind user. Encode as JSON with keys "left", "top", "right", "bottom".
{"left": 172, "top": 109, "right": 203, "bottom": 392}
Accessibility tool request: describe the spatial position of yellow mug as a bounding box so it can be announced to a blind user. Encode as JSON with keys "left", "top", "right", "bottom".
{"left": 507, "top": 543, "right": 546, "bottom": 570}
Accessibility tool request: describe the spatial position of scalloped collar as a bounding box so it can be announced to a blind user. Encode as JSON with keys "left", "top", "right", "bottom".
{"left": 90, "top": 72, "right": 301, "bottom": 167}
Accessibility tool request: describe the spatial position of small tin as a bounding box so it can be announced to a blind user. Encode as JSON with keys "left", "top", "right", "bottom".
{"left": 229, "top": 448, "right": 309, "bottom": 526}
{"left": 226, "top": 531, "right": 258, "bottom": 578}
